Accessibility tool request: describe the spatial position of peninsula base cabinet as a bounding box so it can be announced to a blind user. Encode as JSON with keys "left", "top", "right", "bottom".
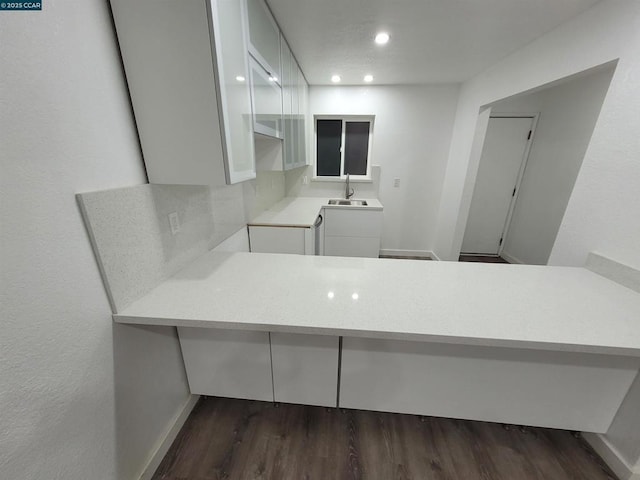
{"left": 177, "top": 328, "right": 339, "bottom": 406}
{"left": 338, "top": 337, "right": 640, "bottom": 433}
{"left": 176, "top": 329, "right": 637, "bottom": 433}
{"left": 177, "top": 327, "right": 273, "bottom": 401}
{"left": 270, "top": 333, "right": 339, "bottom": 407}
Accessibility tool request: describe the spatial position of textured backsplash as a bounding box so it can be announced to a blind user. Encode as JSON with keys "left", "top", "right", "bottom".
{"left": 77, "top": 184, "right": 246, "bottom": 313}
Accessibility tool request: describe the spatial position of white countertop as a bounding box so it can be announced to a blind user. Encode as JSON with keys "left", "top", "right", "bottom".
{"left": 114, "top": 251, "right": 640, "bottom": 357}
{"left": 249, "top": 196, "right": 383, "bottom": 227}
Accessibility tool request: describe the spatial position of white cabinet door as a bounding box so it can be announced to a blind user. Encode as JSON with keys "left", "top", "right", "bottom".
{"left": 295, "top": 67, "right": 308, "bottom": 168}
{"left": 249, "top": 56, "right": 283, "bottom": 139}
{"left": 177, "top": 327, "right": 273, "bottom": 401}
{"left": 281, "top": 38, "right": 296, "bottom": 170}
{"left": 324, "top": 209, "right": 383, "bottom": 237}
{"left": 271, "top": 333, "right": 339, "bottom": 407}
{"left": 340, "top": 337, "right": 638, "bottom": 433}
{"left": 323, "top": 208, "right": 383, "bottom": 258}
{"left": 246, "top": 0, "right": 281, "bottom": 81}
{"left": 210, "top": 0, "right": 257, "bottom": 183}
{"left": 324, "top": 236, "right": 380, "bottom": 258}
{"left": 110, "top": 0, "right": 256, "bottom": 185}
{"left": 249, "top": 226, "right": 307, "bottom": 254}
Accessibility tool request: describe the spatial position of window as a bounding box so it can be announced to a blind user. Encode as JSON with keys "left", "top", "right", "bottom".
{"left": 315, "top": 117, "right": 373, "bottom": 179}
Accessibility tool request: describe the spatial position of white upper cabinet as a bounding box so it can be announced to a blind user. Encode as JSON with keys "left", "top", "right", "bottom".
{"left": 297, "top": 66, "right": 309, "bottom": 168}
{"left": 211, "top": 0, "right": 257, "bottom": 183}
{"left": 280, "top": 36, "right": 309, "bottom": 171}
{"left": 249, "top": 56, "right": 283, "bottom": 139}
{"left": 109, "top": 0, "right": 255, "bottom": 185}
{"left": 246, "top": 0, "right": 281, "bottom": 82}
{"left": 281, "top": 39, "right": 296, "bottom": 170}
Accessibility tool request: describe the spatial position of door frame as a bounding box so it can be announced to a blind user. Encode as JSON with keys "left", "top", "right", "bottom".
{"left": 491, "top": 113, "right": 539, "bottom": 257}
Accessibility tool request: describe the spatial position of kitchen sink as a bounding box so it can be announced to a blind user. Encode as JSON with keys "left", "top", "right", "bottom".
{"left": 328, "top": 199, "right": 368, "bottom": 206}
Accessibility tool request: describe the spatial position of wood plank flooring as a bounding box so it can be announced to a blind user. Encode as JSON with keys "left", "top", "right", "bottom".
{"left": 379, "top": 255, "right": 432, "bottom": 260}
{"left": 378, "top": 255, "right": 510, "bottom": 264}
{"left": 459, "top": 255, "right": 510, "bottom": 264}
{"left": 152, "top": 397, "right": 617, "bottom": 480}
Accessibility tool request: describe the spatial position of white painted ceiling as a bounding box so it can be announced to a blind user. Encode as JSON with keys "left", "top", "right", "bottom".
{"left": 266, "top": 0, "right": 601, "bottom": 85}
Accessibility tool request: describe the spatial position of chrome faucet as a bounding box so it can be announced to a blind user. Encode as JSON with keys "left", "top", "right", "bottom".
{"left": 345, "top": 173, "right": 355, "bottom": 199}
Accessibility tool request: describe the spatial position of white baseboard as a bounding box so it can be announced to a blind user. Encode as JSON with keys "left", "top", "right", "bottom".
{"left": 582, "top": 432, "right": 640, "bottom": 480}
{"left": 379, "top": 249, "right": 435, "bottom": 260}
{"left": 500, "top": 250, "right": 524, "bottom": 265}
{"left": 138, "top": 394, "right": 200, "bottom": 480}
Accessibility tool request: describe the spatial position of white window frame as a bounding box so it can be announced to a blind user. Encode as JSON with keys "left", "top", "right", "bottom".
{"left": 313, "top": 115, "right": 375, "bottom": 182}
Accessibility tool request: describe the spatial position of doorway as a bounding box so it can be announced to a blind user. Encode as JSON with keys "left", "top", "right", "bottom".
{"left": 461, "top": 115, "right": 536, "bottom": 257}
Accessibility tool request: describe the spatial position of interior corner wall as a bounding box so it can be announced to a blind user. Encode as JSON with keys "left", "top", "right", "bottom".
{"left": 433, "top": 0, "right": 640, "bottom": 269}
{"left": 431, "top": 0, "right": 640, "bottom": 467}
{"left": 0, "top": 1, "right": 191, "bottom": 479}
{"left": 495, "top": 65, "right": 615, "bottom": 265}
{"left": 304, "top": 85, "right": 460, "bottom": 253}
{"left": 603, "top": 374, "right": 640, "bottom": 475}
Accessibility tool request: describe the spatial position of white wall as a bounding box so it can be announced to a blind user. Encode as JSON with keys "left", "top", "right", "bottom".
{"left": 295, "top": 85, "right": 460, "bottom": 255}
{"left": 604, "top": 374, "right": 640, "bottom": 476}
{"left": 434, "top": 0, "right": 640, "bottom": 268}
{"left": 495, "top": 65, "right": 615, "bottom": 265}
{"left": 431, "top": 0, "right": 640, "bottom": 471}
{"left": 0, "top": 2, "right": 191, "bottom": 479}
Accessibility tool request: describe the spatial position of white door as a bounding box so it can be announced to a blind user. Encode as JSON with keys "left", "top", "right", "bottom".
{"left": 462, "top": 117, "right": 534, "bottom": 255}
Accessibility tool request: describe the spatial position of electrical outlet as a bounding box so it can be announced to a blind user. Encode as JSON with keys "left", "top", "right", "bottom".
{"left": 168, "top": 212, "right": 180, "bottom": 235}
{"left": 394, "top": 177, "right": 401, "bottom": 188}
{"left": 303, "top": 175, "right": 309, "bottom": 185}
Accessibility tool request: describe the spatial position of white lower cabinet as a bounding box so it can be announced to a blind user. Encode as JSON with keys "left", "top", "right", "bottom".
{"left": 270, "top": 333, "right": 339, "bottom": 407}
{"left": 339, "top": 337, "right": 638, "bottom": 433}
{"left": 323, "top": 208, "right": 383, "bottom": 258}
{"left": 324, "top": 236, "right": 381, "bottom": 258}
{"left": 177, "top": 327, "right": 339, "bottom": 406}
{"left": 248, "top": 225, "right": 314, "bottom": 254}
{"left": 177, "top": 327, "right": 273, "bottom": 401}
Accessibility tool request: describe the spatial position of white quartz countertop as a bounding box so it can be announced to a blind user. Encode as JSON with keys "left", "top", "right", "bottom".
{"left": 249, "top": 197, "right": 383, "bottom": 227}
{"left": 114, "top": 251, "right": 640, "bottom": 357}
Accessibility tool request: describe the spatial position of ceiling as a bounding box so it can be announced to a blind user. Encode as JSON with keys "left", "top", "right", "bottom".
{"left": 266, "top": 0, "right": 601, "bottom": 85}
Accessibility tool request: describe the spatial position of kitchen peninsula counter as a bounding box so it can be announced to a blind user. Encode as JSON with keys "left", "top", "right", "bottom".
{"left": 114, "top": 250, "right": 640, "bottom": 357}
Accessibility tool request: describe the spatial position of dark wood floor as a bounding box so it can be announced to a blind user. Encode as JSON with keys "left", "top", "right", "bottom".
{"left": 459, "top": 255, "right": 510, "bottom": 264}
{"left": 378, "top": 255, "right": 510, "bottom": 264}
{"left": 379, "top": 255, "right": 432, "bottom": 260}
{"left": 153, "top": 397, "right": 616, "bottom": 480}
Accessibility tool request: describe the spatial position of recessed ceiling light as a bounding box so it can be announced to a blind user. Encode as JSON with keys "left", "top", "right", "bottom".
{"left": 235, "top": 75, "right": 245, "bottom": 82}
{"left": 331, "top": 75, "right": 341, "bottom": 83}
{"left": 375, "top": 32, "right": 390, "bottom": 45}
{"left": 364, "top": 74, "right": 374, "bottom": 83}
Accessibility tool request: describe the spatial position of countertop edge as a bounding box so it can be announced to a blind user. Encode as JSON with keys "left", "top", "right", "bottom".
{"left": 113, "top": 313, "right": 640, "bottom": 358}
